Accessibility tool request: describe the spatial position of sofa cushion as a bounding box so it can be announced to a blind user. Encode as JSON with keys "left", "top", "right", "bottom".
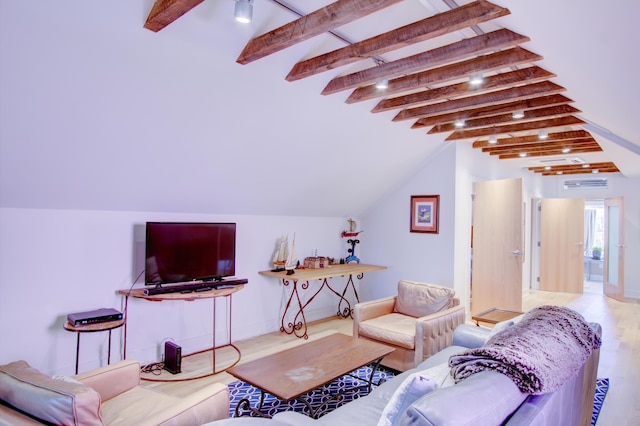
{"left": 394, "top": 281, "right": 454, "bottom": 318}
{"left": 358, "top": 313, "right": 416, "bottom": 349}
{"left": 398, "top": 371, "right": 527, "bottom": 426}
{"left": 377, "top": 372, "right": 438, "bottom": 426}
{"left": 0, "top": 360, "right": 103, "bottom": 426}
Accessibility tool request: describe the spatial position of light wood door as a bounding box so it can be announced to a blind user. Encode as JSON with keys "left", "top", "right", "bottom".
{"left": 471, "top": 178, "right": 523, "bottom": 315}
{"left": 604, "top": 197, "right": 625, "bottom": 301}
{"left": 540, "top": 198, "right": 585, "bottom": 293}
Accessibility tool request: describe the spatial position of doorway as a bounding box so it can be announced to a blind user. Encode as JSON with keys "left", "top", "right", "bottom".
{"left": 584, "top": 200, "right": 604, "bottom": 294}
{"left": 530, "top": 198, "right": 606, "bottom": 294}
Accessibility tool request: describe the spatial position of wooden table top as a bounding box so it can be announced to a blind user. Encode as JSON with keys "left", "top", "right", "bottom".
{"left": 227, "top": 333, "right": 394, "bottom": 401}
{"left": 117, "top": 285, "right": 244, "bottom": 301}
{"left": 258, "top": 263, "right": 386, "bottom": 281}
{"left": 472, "top": 307, "right": 523, "bottom": 325}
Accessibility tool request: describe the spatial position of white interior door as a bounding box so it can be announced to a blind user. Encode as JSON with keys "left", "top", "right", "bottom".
{"left": 604, "top": 197, "right": 625, "bottom": 301}
{"left": 471, "top": 178, "right": 523, "bottom": 315}
{"left": 540, "top": 198, "right": 585, "bottom": 293}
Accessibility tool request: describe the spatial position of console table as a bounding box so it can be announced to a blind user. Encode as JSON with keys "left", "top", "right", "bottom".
{"left": 259, "top": 264, "right": 385, "bottom": 339}
{"left": 117, "top": 284, "right": 244, "bottom": 381}
{"left": 64, "top": 318, "right": 125, "bottom": 374}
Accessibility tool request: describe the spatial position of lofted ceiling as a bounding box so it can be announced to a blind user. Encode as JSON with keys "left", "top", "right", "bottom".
{"left": 143, "top": 0, "right": 639, "bottom": 177}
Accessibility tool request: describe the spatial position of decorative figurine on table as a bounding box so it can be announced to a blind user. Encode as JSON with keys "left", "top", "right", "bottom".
{"left": 272, "top": 233, "right": 297, "bottom": 273}
{"left": 341, "top": 218, "right": 362, "bottom": 264}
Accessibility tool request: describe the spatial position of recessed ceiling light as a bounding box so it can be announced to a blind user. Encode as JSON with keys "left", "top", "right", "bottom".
{"left": 556, "top": 171, "right": 563, "bottom": 175}
{"left": 544, "top": 166, "right": 552, "bottom": 170}
{"left": 375, "top": 78, "right": 389, "bottom": 90}
{"left": 519, "top": 152, "right": 527, "bottom": 158}
{"left": 469, "top": 74, "right": 484, "bottom": 86}
{"left": 512, "top": 110, "right": 525, "bottom": 119}
{"left": 538, "top": 130, "right": 548, "bottom": 140}
{"left": 454, "top": 119, "right": 465, "bottom": 128}
{"left": 592, "top": 169, "right": 600, "bottom": 174}
{"left": 582, "top": 164, "right": 590, "bottom": 168}
{"left": 488, "top": 135, "right": 498, "bottom": 144}
{"left": 562, "top": 147, "right": 571, "bottom": 154}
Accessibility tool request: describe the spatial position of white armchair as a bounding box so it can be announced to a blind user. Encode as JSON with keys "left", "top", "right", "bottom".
{"left": 353, "top": 280, "right": 466, "bottom": 372}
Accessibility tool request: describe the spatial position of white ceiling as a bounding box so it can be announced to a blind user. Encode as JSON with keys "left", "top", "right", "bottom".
{"left": 0, "top": 0, "right": 638, "bottom": 217}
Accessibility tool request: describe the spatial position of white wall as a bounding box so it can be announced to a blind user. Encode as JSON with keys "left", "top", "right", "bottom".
{"left": 360, "top": 141, "right": 544, "bottom": 314}
{"left": 0, "top": 207, "right": 350, "bottom": 375}
{"left": 360, "top": 144, "right": 457, "bottom": 301}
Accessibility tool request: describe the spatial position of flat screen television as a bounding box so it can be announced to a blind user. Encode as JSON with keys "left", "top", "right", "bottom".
{"left": 145, "top": 222, "right": 236, "bottom": 286}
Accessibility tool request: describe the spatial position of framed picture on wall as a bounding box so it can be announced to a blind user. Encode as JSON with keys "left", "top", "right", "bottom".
{"left": 410, "top": 195, "right": 440, "bottom": 234}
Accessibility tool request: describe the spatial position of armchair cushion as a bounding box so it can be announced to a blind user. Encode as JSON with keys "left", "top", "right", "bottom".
{"left": 358, "top": 313, "right": 416, "bottom": 349}
{"left": 394, "top": 281, "right": 454, "bottom": 318}
{"left": 0, "top": 360, "right": 103, "bottom": 426}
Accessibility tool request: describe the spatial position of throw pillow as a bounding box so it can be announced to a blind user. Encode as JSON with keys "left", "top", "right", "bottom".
{"left": 394, "top": 280, "right": 454, "bottom": 318}
{"left": 377, "top": 372, "right": 437, "bottom": 426}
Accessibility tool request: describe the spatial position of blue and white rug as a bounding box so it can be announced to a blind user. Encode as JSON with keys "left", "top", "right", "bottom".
{"left": 229, "top": 370, "right": 610, "bottom": 422}
{"left": 228, "top": 365, "right": 395, "bottom": 418}
{"left": 591, "top": 378, "right": 609, "bottom": 425}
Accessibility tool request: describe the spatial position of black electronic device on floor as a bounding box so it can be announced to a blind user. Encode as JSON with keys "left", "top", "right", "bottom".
{"left": 164, "top": 341, "right": 182, "bottom": 374}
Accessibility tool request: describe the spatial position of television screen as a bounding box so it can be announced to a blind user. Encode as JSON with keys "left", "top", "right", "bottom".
{"left": 145, "top": 222, "right": 236, "bottom": 285}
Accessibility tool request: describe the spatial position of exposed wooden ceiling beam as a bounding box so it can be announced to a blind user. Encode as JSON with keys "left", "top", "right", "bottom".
{"left": 529, "top": 162, "right": 619, "bottom": 175}
{"left": 144, "top": 0, "right": 204, "bottom": 32}
{"left": 485, "top": 138, "right": 598, "bottom": 154}
{"left": 344, "top": 36, "right": 534, "bottom": 103}
{"left": 412, "top": 94, "right": 572, "bottom": 128}
{"left": 286, "top": 0, "right": 510, "bottom": 81}
{"left": 445, "top": 115, "right": 586, "bottom": 140}
{"left": 498, "top": 146, "right": 602, "bottom": 159}
{"left": 395, "top": 80, "right": 565, "bottom": 122}
{"left": 237, "top": 0, "right": 406, "bottom": 65}
{"left": 324, "top": 32, "right": 530, "bottom": 96}
{"left": 472, "top": 130, "right": 592, "bottom": 148}
{"left": 373, "top": 66, "right": 555, "bottom": 113}
{"left": 427, "top": 104, "right": 580, "bottom": 133}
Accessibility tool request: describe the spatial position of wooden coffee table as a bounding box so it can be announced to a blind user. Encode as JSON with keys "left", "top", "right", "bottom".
{"left": 227, "top": 333, "right": 394, "bottom": 418}
{"left": 472, "top": 307, "right": 523, "bottom": 326}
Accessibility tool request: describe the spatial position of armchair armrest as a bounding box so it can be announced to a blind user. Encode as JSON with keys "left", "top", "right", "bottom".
{"left": 149, "top": 382, "right": 230, "bottom": 426}
{"left": 75, "top": 360, "right": 140, "bottom": 402}
{"left": 415, "top": 305, "right": 466, "bottom": 360}
{"left": 452, "top": 323, "right": 491, "bottom": 348}
{"left": 353, "top": 296, "right": 396, "bottom": 337}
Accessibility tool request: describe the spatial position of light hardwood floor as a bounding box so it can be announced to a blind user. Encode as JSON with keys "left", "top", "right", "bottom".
{"left": 142, "top": 284, "right": 640, "bottom": 425}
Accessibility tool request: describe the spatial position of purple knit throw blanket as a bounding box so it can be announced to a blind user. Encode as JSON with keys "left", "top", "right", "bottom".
{"left": 449, "top": 305, "right": 601, "bottom": 395}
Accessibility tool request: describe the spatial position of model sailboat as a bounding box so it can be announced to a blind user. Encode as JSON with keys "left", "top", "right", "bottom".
{"left": 272, "top": 233, "right": 297, "bottom": 272}
{"left": 285, "top": 233, "right": 296, "bottom": 272}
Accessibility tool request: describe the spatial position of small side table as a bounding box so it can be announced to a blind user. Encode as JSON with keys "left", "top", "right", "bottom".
{"left": 63, "top": 318, "right": 125, "bottom": 374}
{"left": 472, "top": 307, "right": 522, "bottom": 327}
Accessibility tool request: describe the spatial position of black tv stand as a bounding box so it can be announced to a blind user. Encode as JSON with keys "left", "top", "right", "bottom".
{"left": 144, "top": 278, "right": 248, "bottom": 295}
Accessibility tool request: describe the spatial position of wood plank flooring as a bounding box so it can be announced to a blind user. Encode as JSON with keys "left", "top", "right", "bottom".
{"left": 142, "top": 284, "right": 640, "bottom": 425}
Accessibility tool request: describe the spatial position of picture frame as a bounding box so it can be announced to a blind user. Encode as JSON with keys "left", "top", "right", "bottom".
{"left": 410, "top": 195, "right": 440, "bottom": 234}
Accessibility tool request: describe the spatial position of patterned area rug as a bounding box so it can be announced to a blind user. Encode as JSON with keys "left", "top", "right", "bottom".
{"left": 229, "top": 370, "right": 610, "bottom": 422}
{"left": 591, "top": 378, "right": 609, "bottom": 425}
{"left": 228, "top": 365, "right": 395, "bottom": 418}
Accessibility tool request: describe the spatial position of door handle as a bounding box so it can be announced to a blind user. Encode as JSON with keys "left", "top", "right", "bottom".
{"left": 512, "top": 250, "right": 522, "bottom": 255}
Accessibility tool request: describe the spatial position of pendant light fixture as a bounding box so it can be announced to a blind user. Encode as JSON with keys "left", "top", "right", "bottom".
{"left": 234, "top": 0, "right": 253, "bottom": 24}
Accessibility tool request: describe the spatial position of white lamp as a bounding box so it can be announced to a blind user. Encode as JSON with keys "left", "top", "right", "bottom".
{"left": 234, "top": 0, "right": 253, "bottom": 24}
